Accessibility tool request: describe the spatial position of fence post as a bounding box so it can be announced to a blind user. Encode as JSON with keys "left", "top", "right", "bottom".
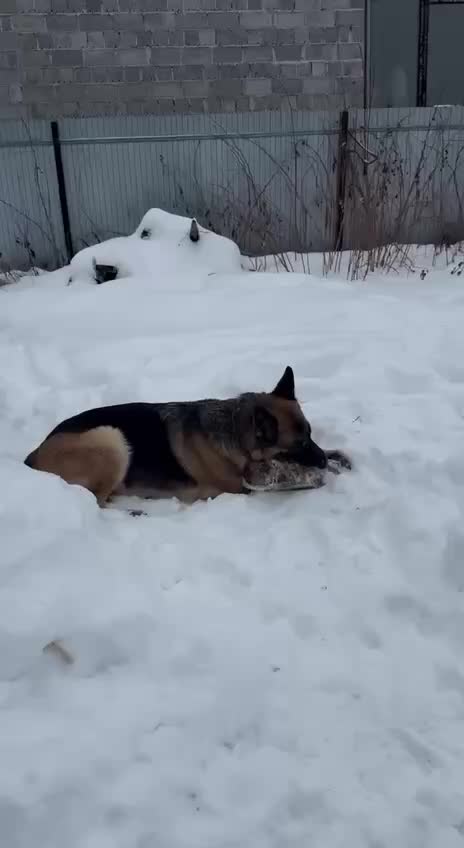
{"left": 50, "top": 120, "right": 73, "bottom": 263}
{"left": 334, "top": 109, "right": 349, "bottom": 252}
{"left": 417, "top": 0, "right": 430, "bottom": 107}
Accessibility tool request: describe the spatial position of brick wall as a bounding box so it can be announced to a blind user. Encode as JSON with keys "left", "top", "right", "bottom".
{"left": 0, "top": 0, "right": 364, "bottom": 119}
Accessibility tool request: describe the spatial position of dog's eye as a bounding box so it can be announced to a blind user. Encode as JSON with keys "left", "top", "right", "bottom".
{"left": 255, "top": 407, "right": 278, "bottom": 446}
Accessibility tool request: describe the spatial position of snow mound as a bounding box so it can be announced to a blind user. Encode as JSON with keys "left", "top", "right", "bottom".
{"left": 69, "top": 208, "right": 243, "bottom": 286}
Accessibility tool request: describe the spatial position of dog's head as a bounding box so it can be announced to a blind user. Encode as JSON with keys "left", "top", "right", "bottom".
{"left": 242, "top": 366, "right": 327, "bottom": 468}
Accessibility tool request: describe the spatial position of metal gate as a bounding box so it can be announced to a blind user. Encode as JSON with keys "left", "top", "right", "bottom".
{"left": 417, "top": 0, "right": 464, "bottom": 106}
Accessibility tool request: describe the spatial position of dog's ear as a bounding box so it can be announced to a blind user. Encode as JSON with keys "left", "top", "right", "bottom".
{"left": 255, "top": 406, "right": 278, "bottom": 447}
{"left": 272, "top": 366, "right": 295, "bottom": 401}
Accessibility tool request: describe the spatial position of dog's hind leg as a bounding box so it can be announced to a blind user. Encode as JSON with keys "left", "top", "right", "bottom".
{"left": 27, "top": 426, "right": 131, "bottom": 507}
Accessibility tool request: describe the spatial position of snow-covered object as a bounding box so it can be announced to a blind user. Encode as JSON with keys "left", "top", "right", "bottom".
{"left": 69, "top": 208, "right": 243, "bottom": 285}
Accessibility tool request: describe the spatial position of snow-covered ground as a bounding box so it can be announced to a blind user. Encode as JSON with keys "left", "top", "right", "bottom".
{"left": 2, "top": 214, "right": 464, "bottom": 848}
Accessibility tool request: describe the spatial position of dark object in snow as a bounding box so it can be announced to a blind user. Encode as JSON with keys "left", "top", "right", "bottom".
{"left": 94, "top": 263, "right": 118, "bottom": 285}
{"left": 189, "top": 219, "right": 200, "bottom": 243}
{"left": 325, "top": 449, "right": 352, "bottom": 473}
{"left": 242, "top": 449, "right": 351, "bottom": 492}
{"left": 43, "top": 639, "right": 74, "bottom": 665}
{"left": 140, "top": 228, "right": 151, "bottom": 239}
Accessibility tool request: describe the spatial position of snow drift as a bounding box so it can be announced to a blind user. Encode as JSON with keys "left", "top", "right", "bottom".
{"left": 1, "top": 214, "right": 464, "bottom": 848}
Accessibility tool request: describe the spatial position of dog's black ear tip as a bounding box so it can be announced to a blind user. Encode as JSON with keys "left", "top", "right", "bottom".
{"left": 272, "top": 365, "right": 296, "bottom": 400}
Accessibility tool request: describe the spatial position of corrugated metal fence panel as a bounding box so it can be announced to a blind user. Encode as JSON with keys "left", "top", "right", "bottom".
{"left": 57, "top": 110, "right": 339, "bottom": 256}
{"left": 1, "top": 108, "right": 463, "bottom": 271}
{"left": 346, "top": 106, "right": 464, "bottom": 248}
{"left": 0, "top": 120, "right": 66, "bottom": 270}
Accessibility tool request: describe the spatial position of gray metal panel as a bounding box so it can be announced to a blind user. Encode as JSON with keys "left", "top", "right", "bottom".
{"left": 1, "top": 107, "right": 463, "bottom": 271}
{"left": 0, "top": 121, "right": 66, "bottom": 269}
{"left": 58, "top": 110, "right": 339, "bottom": 255}
{"left": 429, "top": 4, "right": 464, "bottom": 107}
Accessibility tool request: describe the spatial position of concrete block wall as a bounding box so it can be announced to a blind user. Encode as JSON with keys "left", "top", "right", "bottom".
{"left": 0, "top": 0, "right": 364, "bottom": 119}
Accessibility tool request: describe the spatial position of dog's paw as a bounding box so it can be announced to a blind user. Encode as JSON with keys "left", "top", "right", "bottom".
{"left": 326, "top": 449, "right": 352, "bottom": 475}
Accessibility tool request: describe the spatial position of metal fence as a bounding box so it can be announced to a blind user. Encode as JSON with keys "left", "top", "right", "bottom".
{"left": 1, "top": 105, "right": 464, "bottom": 270}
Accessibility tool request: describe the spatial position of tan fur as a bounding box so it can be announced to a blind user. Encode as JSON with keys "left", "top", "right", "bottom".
{"left": 118, "top": 479, "right": 225, "bottom": 503}
{"left": 175, "top": 484, "right": 225, "bottom": 504}
{"left": 29, "top": 426, "right": 130, "bottom": 506}
{"left": 171, "top": 430, "right": 246, "bottom": 496}
{"left": 264, "top": 395, "right": 307, "bottom": 451}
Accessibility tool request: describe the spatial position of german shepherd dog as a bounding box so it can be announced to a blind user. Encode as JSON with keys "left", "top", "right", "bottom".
{"left": 25, "top": 367, "right": 347, "bottom": 507}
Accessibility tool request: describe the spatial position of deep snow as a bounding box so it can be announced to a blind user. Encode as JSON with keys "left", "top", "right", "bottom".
{"left": 1, "top": 214, "right": 464, "bottom": 848}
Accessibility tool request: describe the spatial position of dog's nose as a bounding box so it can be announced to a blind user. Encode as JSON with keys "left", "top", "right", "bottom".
{"left": 292, "top": 434, "right": 328, "bottom": 469}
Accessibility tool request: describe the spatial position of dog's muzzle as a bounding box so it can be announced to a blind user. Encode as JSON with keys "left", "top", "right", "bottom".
{"left": 302, "top": 437, "right": 328, "bottom": 469}
{"left": 278, "top": 436, "right": 328, "bottom": 470}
